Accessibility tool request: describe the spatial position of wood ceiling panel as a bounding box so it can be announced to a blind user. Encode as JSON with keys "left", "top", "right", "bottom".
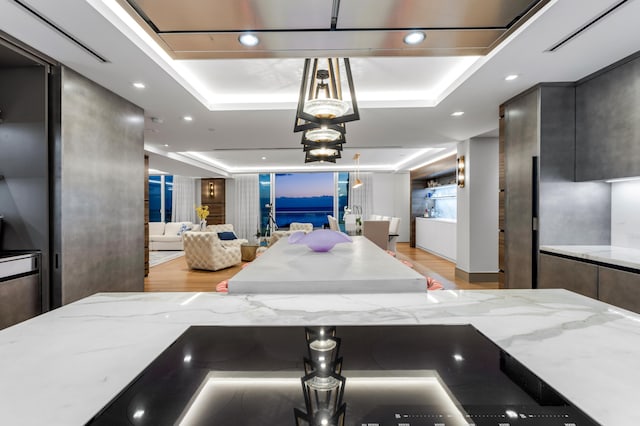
{"left": 130, "top": 0, "right": 333, "bottom": 31}
{"left": 161, "top": 29, "right": 504, "bottom": 59}
{"left": 337, "top": 0, "right": 544, "bottom": 29}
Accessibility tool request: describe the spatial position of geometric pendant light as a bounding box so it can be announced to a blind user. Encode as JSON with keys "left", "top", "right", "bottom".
{"left": 294, "top": 58, "right": 359, "bottom": 163}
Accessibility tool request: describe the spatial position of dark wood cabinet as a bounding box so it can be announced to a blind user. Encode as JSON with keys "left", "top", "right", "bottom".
{"left": 539, "top": 252, "right": 640, "bottom": 314}
{"left": 598, "top": 266, "right": 640, "bottom": 314}
{"left": 500, "top": 85, "right": 610, "bottom": 289}
{"left": 498, "top": 105, "right": 506, "bottom": 287}
{"left": 538, "top": 253, "right": 598, "bottom": 298}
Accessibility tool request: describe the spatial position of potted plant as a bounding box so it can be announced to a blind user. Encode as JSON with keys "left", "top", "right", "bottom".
{"left": 195, "top": 205, "right": 209, "bottom": 231}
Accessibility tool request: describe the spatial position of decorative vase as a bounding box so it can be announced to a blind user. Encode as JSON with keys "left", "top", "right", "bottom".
{"left": 200, "top": 219, "right": 207, "bottom": 231}
{"left": 288, "top": 230, "right": 352, "bottom": 252}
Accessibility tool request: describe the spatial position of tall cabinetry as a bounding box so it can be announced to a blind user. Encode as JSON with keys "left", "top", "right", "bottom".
{"left": 500, "top": 85, "right": 610, "bottom": 289}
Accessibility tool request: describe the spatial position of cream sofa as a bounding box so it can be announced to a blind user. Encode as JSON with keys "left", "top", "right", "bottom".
{"left": 183, "top": 231, "right": 242, "bottom": 271}
{"left": 272, "top": 222, "right": 314, "bottom": 238}
{"left": 149, "top": 222, "right": 194, "bottom": 251}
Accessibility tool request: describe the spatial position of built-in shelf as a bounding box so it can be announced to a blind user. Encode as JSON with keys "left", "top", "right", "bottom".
{"left": 428, "top": 195, "right": 456, "bottom": 199}
{"left": 426, "top": 183, "right": 457, "bottom": 190}
{"left": 425, "top": 183, "right": 457, "bottom": 220}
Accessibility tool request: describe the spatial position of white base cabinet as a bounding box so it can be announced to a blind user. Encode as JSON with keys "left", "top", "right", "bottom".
{"left": 416, "top": 217, "right": 456, "bottom": 261}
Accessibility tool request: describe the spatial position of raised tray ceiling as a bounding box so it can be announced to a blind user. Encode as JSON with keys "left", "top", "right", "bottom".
{"left": 121, "top": 0, "right": 550, "bottom": 59}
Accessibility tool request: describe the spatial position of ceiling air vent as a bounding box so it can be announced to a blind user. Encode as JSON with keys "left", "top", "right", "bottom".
{"left": 12, "top": 0, "right": 108, "bottom": 63}
{"left": 547, "top": 0, "right": 629, "bottom": 52}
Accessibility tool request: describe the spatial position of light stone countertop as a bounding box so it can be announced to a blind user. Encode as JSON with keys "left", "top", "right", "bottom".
{"left": 540, "top": 244, "right": 640, "bottom": 271}
{"left": 1, "top": 290, "right": 640, "bottom": 425}
{"left": 416, "top": 217, "right": 457, "bottom": 223}
{"left": 229, "top": 236, "right": 426, "bottom": 293}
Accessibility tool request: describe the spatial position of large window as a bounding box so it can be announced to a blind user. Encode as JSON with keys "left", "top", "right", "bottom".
{"left": 148, "top": 175, "right": 173, "bottom": 222}
{"left": 258, "top": 172, "right": 350, "bottom": 233}
{"left": 258, "top": 173, "right": 272, "bottom": 235}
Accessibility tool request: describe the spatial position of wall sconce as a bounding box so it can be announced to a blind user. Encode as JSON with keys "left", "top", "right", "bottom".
{"left": 208, "top": 181, "right": 215, "bottom": 198}
{"left": 457, "top": 156, "right": 465, "bottom": 188}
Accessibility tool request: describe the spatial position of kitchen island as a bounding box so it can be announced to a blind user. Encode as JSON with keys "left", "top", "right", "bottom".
{"left": 1, "top": 289, "right": 639, "bottom": 425}
{"left": 229, "top": 236, "right": 426, "bottom": 294}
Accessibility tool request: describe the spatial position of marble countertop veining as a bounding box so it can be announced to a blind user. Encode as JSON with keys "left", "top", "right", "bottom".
{"left": 229, "top": 236, "right": 425, "bottom": 294}
{"left": 1, "top": 290, "right": 640, "bottom": 425}
{"left": 540, "top": 244, "right": 640, "bottom": 270}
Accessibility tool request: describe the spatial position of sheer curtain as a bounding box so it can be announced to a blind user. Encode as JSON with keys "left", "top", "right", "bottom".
{"left": 232, "top": 174, "right": 260, "bottom": 240}
{"left": 348, "top": 172, "right": 373, "bottom": 219}
{"left": 171, "top": 176, "right": 197, "bottom": 223}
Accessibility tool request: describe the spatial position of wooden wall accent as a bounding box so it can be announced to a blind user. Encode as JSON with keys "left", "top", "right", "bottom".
{"left": 498, "top": 105, "right": 505, "bottom": 288}
{"left": 144, "top": 155, "right": 149, "bottom": 277}
{"left": 201, "top": 178, "right": 226, "bottom": 225}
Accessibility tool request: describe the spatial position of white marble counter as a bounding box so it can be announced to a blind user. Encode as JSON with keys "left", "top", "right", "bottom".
{"left": 1, "top": 290, "right": 640, "bottom": 425}
{"left": 417, "top": 217, "right": 457, "bottom": 223}
{"left": 0, "top": 252, "right": 38, "bottom": 279}
{"left": 229, "top": 236, "right": 426, "bottom": 293}
{"left": 540, "top": 244, "right": 640, "bottom": 271}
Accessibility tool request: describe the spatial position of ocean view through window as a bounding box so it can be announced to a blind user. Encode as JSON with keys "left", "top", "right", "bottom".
{"left": 149, "top": 175, "right": 173, "bottom": 222}
{"left": 259, "top": 172, "right": 349, "bottom": 233}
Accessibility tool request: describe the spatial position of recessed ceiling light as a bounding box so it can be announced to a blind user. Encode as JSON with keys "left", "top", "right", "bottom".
{"left": 505, "top": 74, "right": 519, "bottom": 81}
{"left": 183, "top": 116, "right": 193, "bottom": 121}
{"left": 261, "top": 156, "right": 267, "bottom": 160}
{"left": 163, "top": 144, "right": 169, "bottom": 147}
{"left": 132, "top": 82, "right": 145, "bottom": 89}
{"left": 403, "top": 31, "right": 426, "bottom": 45}
{"left": 451, "top": 111, "right": 465, "bottom": 117}
{"left": 238, "top": 33, "right": 259, "bottom": 47}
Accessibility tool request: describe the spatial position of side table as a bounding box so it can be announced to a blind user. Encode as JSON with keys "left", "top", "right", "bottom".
{"left": 240, "top": 243, "right": 260, "bottom": 262}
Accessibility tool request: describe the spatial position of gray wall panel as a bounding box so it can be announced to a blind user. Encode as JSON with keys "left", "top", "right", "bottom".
{"left": 539, "top": 86, "right": 610, "bottom": 245}
{"left": 57, "top": 67, "right": 144, "bottom": 304}
{"left": 576, "top": 55, "right": 640, "bottom": 181}
{"left": 539, "top": 181, "right": 610, "bottom": 245}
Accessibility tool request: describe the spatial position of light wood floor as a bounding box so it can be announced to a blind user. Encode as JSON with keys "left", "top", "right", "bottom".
{"left": 145, "top": 242, "right": 499, "bottom": 292}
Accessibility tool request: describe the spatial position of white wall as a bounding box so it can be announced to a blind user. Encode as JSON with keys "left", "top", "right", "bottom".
{"left": 611, "top": 180, "right": 640, "bottom": 250}
{"left": 372, "top": 172, "right": 411, "bottom": 242}
{"left": 456, "top": 138, "right": 499, "bottom": 273}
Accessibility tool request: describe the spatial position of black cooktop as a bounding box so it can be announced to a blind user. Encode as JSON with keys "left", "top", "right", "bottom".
{"left": 87, "top": 325, "right": 596, "bottom": 425}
